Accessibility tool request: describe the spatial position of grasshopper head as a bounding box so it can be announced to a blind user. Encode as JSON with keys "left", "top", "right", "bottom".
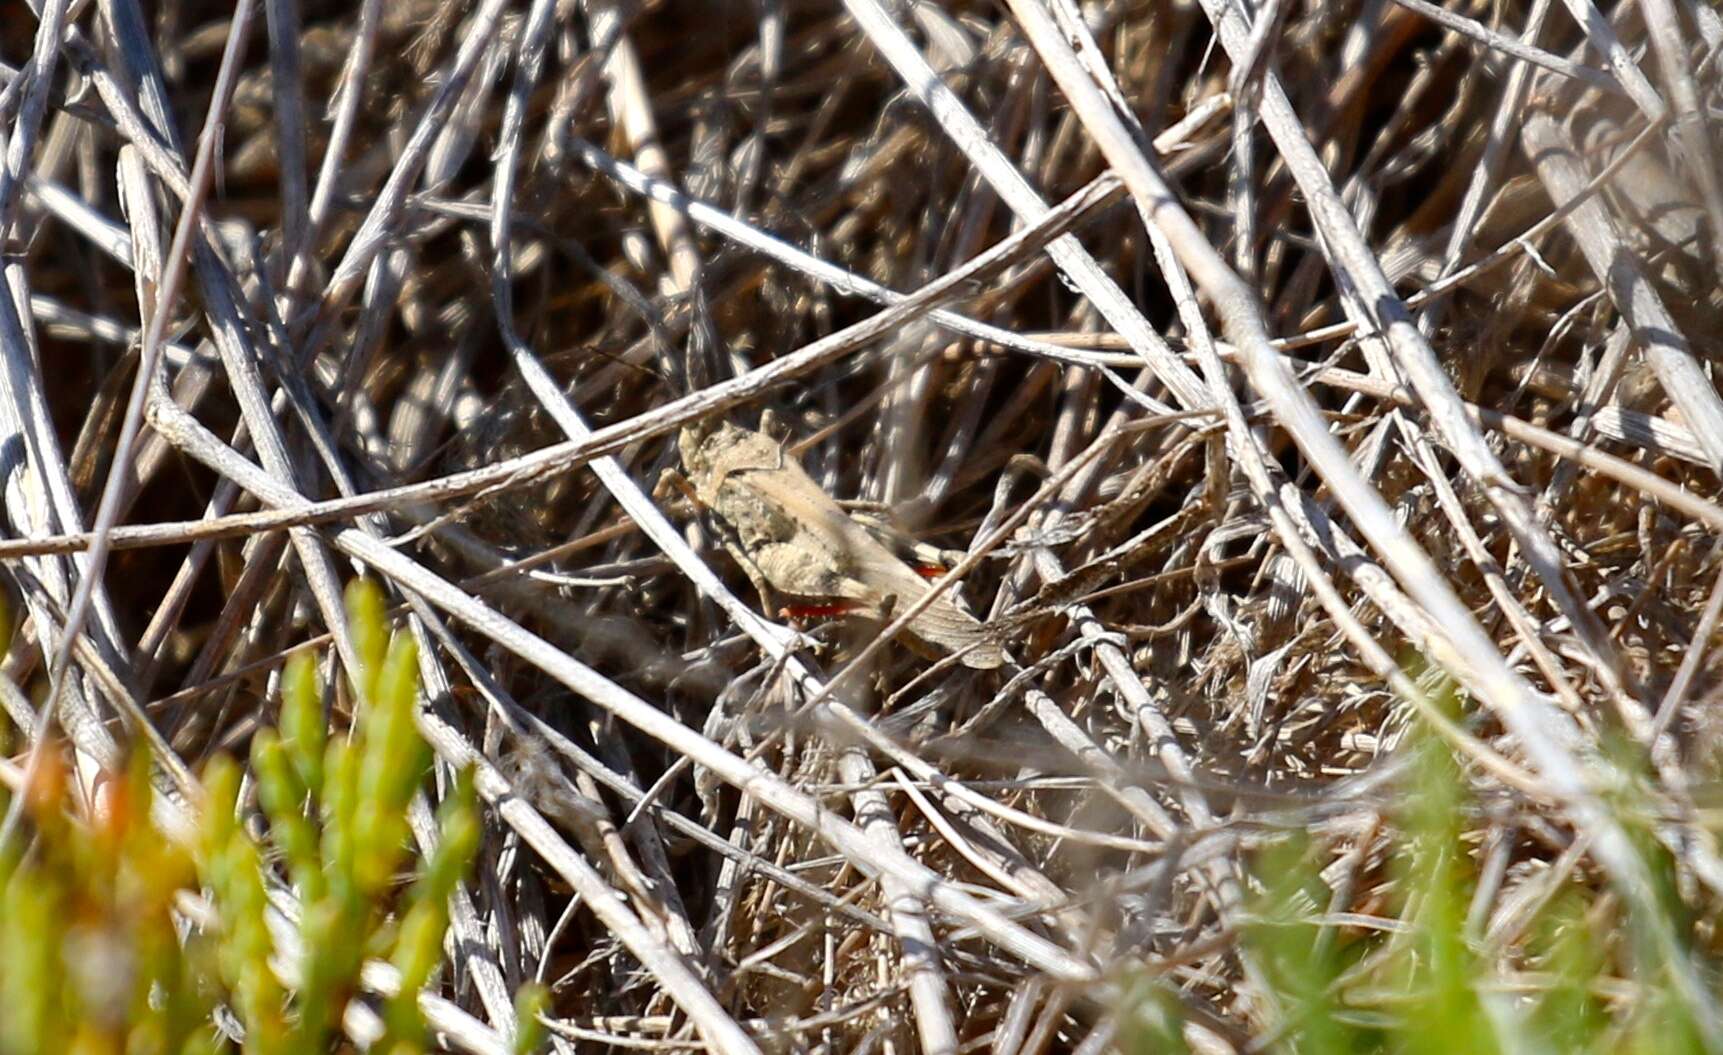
{"left": 678, "top": 419, "right": 718, "bottom": 473}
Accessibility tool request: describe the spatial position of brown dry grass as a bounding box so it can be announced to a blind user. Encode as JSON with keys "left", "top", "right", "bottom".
{"left": 4, "top": 0, "right": 1723, "bottom": 1049}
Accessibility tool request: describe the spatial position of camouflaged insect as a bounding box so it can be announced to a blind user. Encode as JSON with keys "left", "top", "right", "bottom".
{"left": 669, "top": 420, "right": 1007, "bottom": 670}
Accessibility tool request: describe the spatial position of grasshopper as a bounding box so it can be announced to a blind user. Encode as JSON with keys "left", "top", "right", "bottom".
{"left": 660, "top": 418, "right": 1007, "bottom": 670}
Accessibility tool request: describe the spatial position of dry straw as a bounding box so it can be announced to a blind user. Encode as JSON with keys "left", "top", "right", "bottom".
{"left": 1, "top": 0, "right": 1722, "bottom": 1049}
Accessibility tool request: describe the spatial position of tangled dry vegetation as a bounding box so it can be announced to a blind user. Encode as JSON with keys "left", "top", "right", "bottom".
{"left": 3, "top": 0, "right": 1723, "bottom": 1049}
